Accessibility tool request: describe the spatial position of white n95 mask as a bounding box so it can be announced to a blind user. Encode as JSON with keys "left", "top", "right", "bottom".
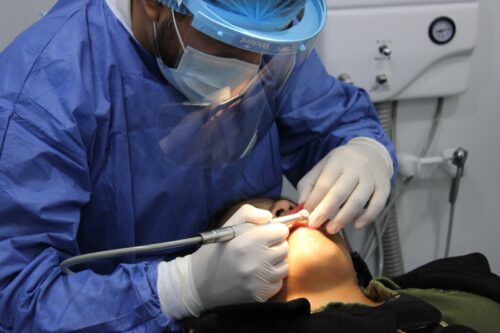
{"left": 154, "top": 12, "right": 259, "bottom": 104}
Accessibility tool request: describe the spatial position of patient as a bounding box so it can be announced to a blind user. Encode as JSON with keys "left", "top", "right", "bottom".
{"left": 190, "top": 198, "right": 500, "bottom": 333}
{"left": 219, "top": 198, "right": 379, "bottom": 310}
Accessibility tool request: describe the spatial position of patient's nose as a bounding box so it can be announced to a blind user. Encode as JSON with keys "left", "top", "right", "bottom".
{"left": 271, "top": 200, "right": 297, "bottom": 217}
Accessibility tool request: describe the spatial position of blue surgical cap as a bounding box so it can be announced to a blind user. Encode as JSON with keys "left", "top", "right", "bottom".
{"left": 155, "top": 0, "right": 190, "bottom": 15}
{"left": 156, "top": 0, "right": 308, "bottom": 31}
{"left": 205, "top": 0, "right": 308, "bottom": 31}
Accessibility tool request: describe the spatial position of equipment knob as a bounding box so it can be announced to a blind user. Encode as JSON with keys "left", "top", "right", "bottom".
{"left": 379, "top": 45, "right": 392, "bottom": 57}
{"left": 376, "top": 74, "right": 388, "bottom": 85}
{"left": 338, "top": 73, "right": 353, "bottom": 84}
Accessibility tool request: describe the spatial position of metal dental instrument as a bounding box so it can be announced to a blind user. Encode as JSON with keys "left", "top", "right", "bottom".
{"left": 60, "top": 210, "right": 309, "bottom": 274}
{"left": 269, "top": 210, "right": 309, "bottom": 226}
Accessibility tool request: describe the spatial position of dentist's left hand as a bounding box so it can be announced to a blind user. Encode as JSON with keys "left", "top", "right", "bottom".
{"left": 156, "top": 205, "right": 289, "bottom": 320}
{"left": 298, "top": 137, "right": 393, "bottom": 234}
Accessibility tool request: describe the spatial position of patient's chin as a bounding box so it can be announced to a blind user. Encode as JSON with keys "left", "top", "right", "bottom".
{"left": 288, "top": 227, "right": 340, "bottom": 255}
{"left": 287, "top": 227, "right": 347, "bottom": 281}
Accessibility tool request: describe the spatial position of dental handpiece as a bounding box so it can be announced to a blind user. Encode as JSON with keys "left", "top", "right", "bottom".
{"left": 199, "top": 209, "right": 310, "bottom": 244}
{"left": 60, "top": 210, "right": 309, "bottom": 274}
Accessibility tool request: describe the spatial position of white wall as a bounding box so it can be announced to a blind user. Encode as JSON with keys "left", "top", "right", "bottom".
{"left": 0, "top": 0, "right": 56, "bottom": 51}
{"left": 289, "top": 0, "right": 500, "bottom": 274}
{"left": 396, "top": 0, "right": 500, "bottom": 273}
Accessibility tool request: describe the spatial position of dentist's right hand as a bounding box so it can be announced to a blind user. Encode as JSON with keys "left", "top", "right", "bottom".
{"left": 156, "top": 204, "right": 289, "bottom": 320}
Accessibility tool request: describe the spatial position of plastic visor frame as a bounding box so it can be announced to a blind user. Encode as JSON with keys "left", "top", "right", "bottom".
{"left": 180, "top": 0, "right": 327, "bottom": 55}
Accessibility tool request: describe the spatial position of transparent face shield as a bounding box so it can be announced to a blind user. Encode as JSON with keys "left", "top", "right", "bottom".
{"left": 154, "top": 3, "right": 324, "bottom": 167}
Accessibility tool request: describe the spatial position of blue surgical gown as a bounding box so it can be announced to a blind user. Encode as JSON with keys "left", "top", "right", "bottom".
{"left": 0, "top": 0, "right": 397, "bottom": 331}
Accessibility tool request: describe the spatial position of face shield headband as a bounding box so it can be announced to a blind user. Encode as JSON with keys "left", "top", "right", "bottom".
{"left": 156, "top": 0, "right": 327, "bottom": 55}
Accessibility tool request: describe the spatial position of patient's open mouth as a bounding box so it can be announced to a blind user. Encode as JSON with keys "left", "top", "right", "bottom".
{"left": 284, "top": 204, "right": 310, "bottom": 233}
{"left": 288, "top": 220, "right": 310, "bottom": 233}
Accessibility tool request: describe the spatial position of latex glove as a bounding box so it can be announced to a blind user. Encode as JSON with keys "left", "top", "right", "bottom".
{"left": 157, "top": 204, "right": 289, "bottom": 319}
{"left": 298, "top": 137, "right": 393, "bottom": 234}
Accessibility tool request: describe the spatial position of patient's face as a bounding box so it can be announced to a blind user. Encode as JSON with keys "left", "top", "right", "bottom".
{"left": 287, "top": 224, "right": 355, "bottom": 287}
{"left": 219, "top": 199, "right": 355, "bottom": 285}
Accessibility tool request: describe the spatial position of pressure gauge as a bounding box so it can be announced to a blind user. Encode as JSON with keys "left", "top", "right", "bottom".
{"left": 429, "top": 17, "right": 456, "bottom": 45}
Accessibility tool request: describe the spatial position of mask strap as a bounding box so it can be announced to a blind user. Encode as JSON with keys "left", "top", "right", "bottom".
{"left": 153, "top": 9, "right": 186, "bottom": 59}
{"left": 153, "top": 21, "right": 162, "bottom": 58}
{"left": 171, "top": 8, "right": 186, "bottom": 52}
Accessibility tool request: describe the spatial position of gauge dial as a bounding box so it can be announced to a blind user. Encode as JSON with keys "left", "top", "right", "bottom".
{"left": 429, "top": 17, "right": 456, "bottom": 45}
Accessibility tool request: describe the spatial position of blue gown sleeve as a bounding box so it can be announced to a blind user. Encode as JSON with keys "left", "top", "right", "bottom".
{"left": 0, "top": 102, "right": 176, "bottom": 332}
{"left": 276, "top": 50, "right": 398, "bottom": 186}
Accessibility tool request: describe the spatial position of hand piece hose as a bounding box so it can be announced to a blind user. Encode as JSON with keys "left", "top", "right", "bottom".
{"left": 60, "top": 210, "right": 309, "bottom": 274}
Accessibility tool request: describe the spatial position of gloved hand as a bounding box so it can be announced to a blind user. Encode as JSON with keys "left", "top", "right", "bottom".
{"left": 298, "top": 137, "right": 393, "bottom": 234}
{"left": 157, "top": 204, "right": 289, "bottom": 319}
